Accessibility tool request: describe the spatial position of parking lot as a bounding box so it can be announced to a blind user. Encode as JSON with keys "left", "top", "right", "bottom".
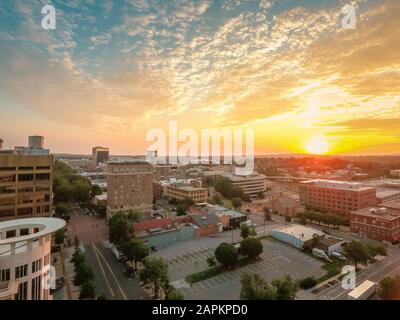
{"left": 168, "top": 238, "right": 325, "bottom": 300}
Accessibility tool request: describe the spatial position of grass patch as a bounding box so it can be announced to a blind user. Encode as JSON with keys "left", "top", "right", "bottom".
{"left": 316, "top": 259, "right": 347, "bottom": 284}
{"left": 185, "top": 257, "right": 259, "bottom": 284}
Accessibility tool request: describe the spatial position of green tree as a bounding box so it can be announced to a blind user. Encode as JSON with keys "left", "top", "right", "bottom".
{"left": 207, "top": 256, "right": 217, "bottom": 268}
{"left": 215, "top": 243, "right": 238, "bottom": 268}
{"left": 55, "top": 202, "right": 68, "bottom": 216}
{"left": 139, "top": 257, "right": 169, "bottom": 299}
{"left": 165, "top": 289, "right": 184, "bottom": 300}
{"left": 203, "top": 176, "right": 215, "bottom": 187}
{"left": 91, "top": 184, "right": 102, "bottom": 197}
{"left": 343, "top": 241, "right": 370, "bottom": 271}
{"left": 285, "top": 216, "right": 292, "bottom": 223}
{"left": 97, "top": 292, "right": 107, "bottom": 300}
{"left": 70, "top": 247, "right": 85, "bottom": 272}
{"left": 79, "top": 280, "right": 96, "bottom": 300}
{"left": 367, "top": 244, "right": 386, "bottom": 263}
{"left": 176, "top": 203, "right": 188, "bottom": 216}
{"left": 127, "top": 210, "right": 143, "bottom": 221}
{"left": 231, "top": 197, "right": 242, "bottom": 209}
{"left": 97, "top": 203, "right": 107, "bottom": 218}
{"left": 379, "top": 276, "right": 400, "bottom": 300}
{"left": 108, "top": 212, "right": 134, "bottom": 246}
{"left": 74, "top": 263, "right": 95, "bottom": 287}
{"left": 240, "top": 273, "right": 276, "bottom": 300}
{"left": 240, "top": 238, "right": 263, "bottom": 259}
{"left": 212, "top": 193, "right": 223, "bottom": 205}
{"left": 120, "top": 239, "right": 149, "bottom": 270}
{"left": 299, "top": 277, "right": 317, "bottom": 289}
{"left": 271, "top": 275, "right": 297, "bottom": 300}
{"left": 54, "top": 229, "right": 65, "bottom": 245}
{"left": 299, "top": 215, "right": 307, "bottom": 225}
{"left": 240, "top": 224, "right": 255, "bottom": 239}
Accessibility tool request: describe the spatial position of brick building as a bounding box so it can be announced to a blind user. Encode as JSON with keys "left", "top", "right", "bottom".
{"left": 350, "top": 201, "right": 400, "bottom": 243}
{"left": 299, "top": 180, "right": 376, "bottom": 215}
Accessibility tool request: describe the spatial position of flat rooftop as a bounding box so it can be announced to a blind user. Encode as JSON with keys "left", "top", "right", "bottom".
{"left": 272, "top": 224, "right": 324, "bottom": 241}
{"left": 376, "top": 188, "right": 400, "bottom": 199}
{"left": 301, "top": 179, "right": 374, "bottom": 191}
{"left": 351, "top": 206, "right": 400, "bottom": 221}
{"left": 224, "top": 172, "right": 266, "bottom": 182}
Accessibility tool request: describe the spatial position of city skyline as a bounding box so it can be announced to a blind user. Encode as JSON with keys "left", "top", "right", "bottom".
{"left": 1, "top": 0, "right": 399, "bottom": 155}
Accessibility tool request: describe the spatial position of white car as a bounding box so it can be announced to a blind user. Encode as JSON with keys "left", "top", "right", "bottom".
{"left": 312, "top": 248, "right": 331, "bottom": 261}
{"left": 330, "top": 251, "right": 346, "bottom": 261}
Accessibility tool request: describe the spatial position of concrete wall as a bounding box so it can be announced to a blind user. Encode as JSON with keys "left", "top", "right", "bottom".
{"left": 270, "top": 230, "right": 304, "bottom": 249}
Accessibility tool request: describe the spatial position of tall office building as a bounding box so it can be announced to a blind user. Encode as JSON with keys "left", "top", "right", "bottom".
{"left": 0, "top": 217, "right": 65, "bottom": 300}
{"left": 92, "top": 146, "right": 109, "bottom": 165}
{"left": 0, "top": 155, "right": 54, "bottom": 222}
{"left": 299, "top": 179, "right": 377, "bottom": 215}
{"left": 223, "top": 172, "right": 267, "bottom": 198}
{"left": 28, "top": 136, "right": 44, "bottom": 149}
{"left": 107, "top": 161, "right": 153, "bottom": 219}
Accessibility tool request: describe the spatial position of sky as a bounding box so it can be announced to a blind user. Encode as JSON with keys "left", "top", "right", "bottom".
{"left": 0, "top": 0, "right": 399, "bottom": 155}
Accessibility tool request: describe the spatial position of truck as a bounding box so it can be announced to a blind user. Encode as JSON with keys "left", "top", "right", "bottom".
{"left": 347, "top": 280, "right": 377, "bottom": 300}
{"left": 312, "top": 248, "right": 331, "bottom": 262}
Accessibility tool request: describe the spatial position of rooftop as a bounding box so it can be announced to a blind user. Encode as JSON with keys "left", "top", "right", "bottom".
{"left": 272, "top": 224, "right": 324, "bottom": 241}
{"left": 191, "top": 213, "right": 220, "bottom": 226}
{"left": 318, "top": 236, "right": 345, "bottom": 246}
{"left": 224, "top": 172, "right": 266, "bottom": 182}
{"left": 301, "top": 179, "right": 374, "bottom": 191}
{"left": 376, "top": 188, "right": 400, "bottom": 199}
{"left": 351, "top": 206, "right": 400, "bottom": 221}
{"left": 0, "top": 218, "right": 66, "bottom": 245}
{"left": 209, "top": 205, "right": 246, "bottom": 218}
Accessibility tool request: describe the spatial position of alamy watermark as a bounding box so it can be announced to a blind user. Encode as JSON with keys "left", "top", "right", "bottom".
{"left": 41, "top": 5, "right": 56, "bottom": 30}
{"left": 146, "top": 121, "right": 255, "bottom": 175}
{"left": 341, "top": 4, "right": 357, "bottom": 30}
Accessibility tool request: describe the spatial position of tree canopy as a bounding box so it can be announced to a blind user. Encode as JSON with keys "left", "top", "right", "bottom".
{"left": 215, "top": 242, "right": 239, "bottom": 268}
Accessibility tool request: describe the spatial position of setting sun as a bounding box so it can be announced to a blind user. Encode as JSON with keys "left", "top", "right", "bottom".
{"left": 305, "top": 135, "right": 330, "bottom": 155}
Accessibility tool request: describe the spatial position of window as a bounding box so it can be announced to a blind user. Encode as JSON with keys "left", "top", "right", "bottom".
{"left": 31, "top": 275, "right": 42, "bottom": 300}
{"left": 20, "top": 228, "right": 29, "bottom": 236}
{"left": 32, "top": 259, "right": 42, "bottom": 273}
{"left": 15, "top": 264, "right": 28, "bottom": 279}
{"left": 18, "top": 174, "right": 34, "bottom": 181}
{"left": 0, "top": 268, "right": 10, "bottom": 282}
{"left": 15, "top": 281, "right": 28, "bottom": 300}
{"left": 6, "top": 230, "right": 16, "bottom": 238}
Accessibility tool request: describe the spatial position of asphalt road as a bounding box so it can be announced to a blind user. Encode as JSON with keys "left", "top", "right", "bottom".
{"left": 316, "top": 247, "right": 400, "bottom": 300}
{"left": 85, "top": 242, "right": 149, "bottom": 300}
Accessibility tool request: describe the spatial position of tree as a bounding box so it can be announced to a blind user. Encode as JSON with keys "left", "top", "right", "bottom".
{"left": 379, "top": 276, "right": 400, "bottom": 300}
{"left": 97, "top": 292, "right": 107, "bottom": 300}
{"left": 79, "top": 280, "right": 96, "bottom": 300}
{"left": 271, "top": 275, "right": 297, "bottom": 300}
{"left": 74, "top": 263, "right": 95, "bottom": 287}
{"left": 203, "top": 176, "right": 215, "bottom": 187}
{"left": 285, "top": 216, "right": 292, "bottom": 223}
{"left": 55, "top": 202, "right": 68, "bottom": 216}
{"left": 367, "top": 244, "right": 386, "bottom": 263}
{"left": 299, "top": 216, "right": 307, "bottom": 225}
{"left": 176, "top": 203, "right": 188, "bottom": 216}
{"left": 139, "top": 257, "right": 169, "bottom": 299}
{"left": 108, "top": 211, "right": 134, "bottom": 246}
{"left": 127, "top": 210, "right": 143, "bottom": 221}
{"left": 70, "top": 247, "right": 85, "bottom": 272}
{"left": 299, "top": 277, "right": 317, "bottom": 289}
{"left": 240, "top": 224, "right": 255, "bottom": 239}
{"left": 343, "top": 241, "right": 370, "bottom": 271}
{"left": 207, "top": 256, "right": 217, "bottom": 268}
{"left": 240, "top": 273, "right": 276, "bottom": 300}
{"left": 212, "top": 193, "right": 223, "bottom": 205}
{"left": 97, "top": 203, "right": 107, "bottom": 218}
{"left": 231, "top": 197, "right": 242, "bottom": 209}
{"left": 240, "top": 238, "right": 263, "bottom": 259}
{"left": 215, "top": 243, "right": 238, "bottom": 268}
{"left": 120, "top": 239, "right": 149, "bottom": 270}
{"left": 165, "top": 289, "right": 184, "bottom": 300}
{"left": 54, "top": 229, "right": 65, "bottom": 245}
{"left": 91, "top": 184, "right": 102, "bottom": 197}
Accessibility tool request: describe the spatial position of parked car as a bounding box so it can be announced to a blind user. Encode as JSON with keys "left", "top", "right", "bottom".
{"left": 312, "top": 248, "right": 332, "bottom": 262}
{"left": 330, "top": 251, "right": 346, "bottom": 261}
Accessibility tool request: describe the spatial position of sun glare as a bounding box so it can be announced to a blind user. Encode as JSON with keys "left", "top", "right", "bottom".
{"left": 305, "top": 135, "right": 330, "bottom": 155}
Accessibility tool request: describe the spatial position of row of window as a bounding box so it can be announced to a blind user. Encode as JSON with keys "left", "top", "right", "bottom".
{"left": 0, "top": 256, "right": 48, "bottom": 283}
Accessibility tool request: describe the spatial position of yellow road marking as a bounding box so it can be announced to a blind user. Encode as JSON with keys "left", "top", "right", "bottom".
{"left": 92, "top": 243, "right": 128, "bottom": 300}
{"left": 91, "top": 243, "right": 115, "bottom": 297}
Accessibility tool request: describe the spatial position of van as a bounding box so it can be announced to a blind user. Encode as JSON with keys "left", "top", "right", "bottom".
{"left": 312, "top": 248, "right": 329, "bottom": 260}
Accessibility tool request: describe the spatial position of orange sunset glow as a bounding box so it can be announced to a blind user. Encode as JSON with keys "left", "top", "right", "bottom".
{"left": 0, "top": 0, "right": 399, "bottom": 155}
